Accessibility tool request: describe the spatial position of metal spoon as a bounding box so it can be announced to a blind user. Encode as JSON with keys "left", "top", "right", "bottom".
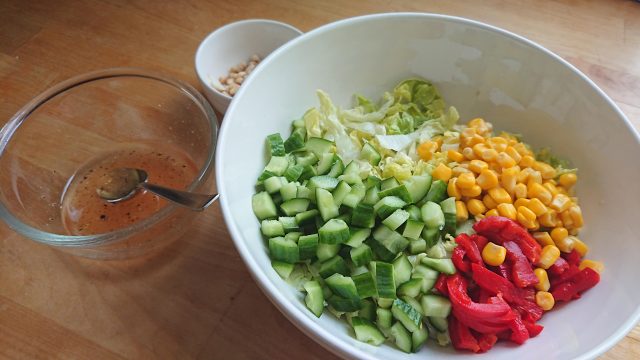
{"left": 96, "top": 168, "right": 219, "bottom": 211}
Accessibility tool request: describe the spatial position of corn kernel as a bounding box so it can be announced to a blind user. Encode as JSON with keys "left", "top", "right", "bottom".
{"left": 516, "top": 213, "right": 536, "bottom": 229}
{"left": 533, "top": 232, "right": 555, "bottom": 247}
{"left": 447, "top": 178, "right": 462, "bottom": 200}
{"left": 534, "top": 268, "right": 551, "bottom": 291}
{"left": 560, "top": 210, "right": 574, "bottom": 229}
{"left": 456, "top": 172, "right": 476, "bottom": 189}
{"left": 468, "top": 117, "right": 486, "bottom": 128}
{"left": 481, "top": 148, "right": 499, "bottom": 162}
{"left": 579, "top": 259, "right": 604, "bottom": 274}
{"left": 535, "top": 291, "right": 555, "bottom": 311}
{"left": 496, "top": 152, "right": 517, "bottom": 168}
{"left": 517, "top": 167, "right": 531, "bottom": 183}
{"left": 501, "top": 166, "right": 519, "bottom": 190}
{"left": 432, "top": 163, "right": 453, "bottom": 182}
{"left": 417, "top": 141, "right": 437, "bottom": 161}
{"left": 517, "top": 206, "right": 537, "bottom": 222}
{"left": 514, "top": 198, "right": 530, "bottom": 208}
{"left": 549, "top": 194, "right": 572, "bottom": 212}
{"left": 520, "top": 155, "right": 535, "bottom": 167}
{"left": 550, "top": 227, "right": 568, "bottom": 242}
{"left": 569, "top": 227, "right": 580, "bottom": 236}
{"left": 538, "top": 210, "right": 559, "bottom": 228}
{"left": 571, "top": 236, "right": 589, "bottom": 257}
{"left": 496, "top": 203, "right": 517, "bottom": 220}
{"left": 476, "top": 169, "right": 499, "bottom": 190}
{"left": 568, "top": 205, "right": 584, "bottom": 228}
{"left": 513, "top": 142, "right": 533, "bottom": 156}
{"left": 556, "top": 235, "right": 576, "bottom": 253}
{"left": 558, "top": 173, "right": 577, "bottom": 188}
{"left": 468, "top": 159, "right": 488, "bottom": 174}
{"left": 483, "top": 194, "right": 498, "bottom": 210}
{"left": 460, "top": 184, "right": 482, "bottom": 198}
{"left": 505, "top": 146, "right": 522, "bottom": 164}
{"left": 526, "top": 198, "right": 548, "bottom": 217}
{"left": 447, "top": 149, "right": 465, "bottom": 163}
{"left": 455, "top": 200, "right": 469, "bottom": 222}
{"left": 467, "top": 134, "right": 485, "bottom": 147}
{"left": 473, "top": 143, "right": 489, "bottom": 157}
{"left": 488, "top": 187, "right": 512, "bottom": 204}
{"left": 453, "top": 166, "right": 472, "bottom": 177}
{"left": 488, "top": 138, "right": 508, "bottom": 153}
{"left": 513, "top": 183, "right": 528, "bottom": 199}
{"left": 528, "top": 182, "right": 552, "bottom": 205}
{"left": 466, "top": 199, "right": 486, "bottom": 216}
{"left": 482, "top": 242, "right": 507, "bottom": 266}
{"left": 485, "top": 209, "right": 500, "bottom": 217}
{"left": 533, "top": 161, "right": 556, "bottom": 179}
{"left": 461, "top": 147, "right": 477, "bottom": 160}
{"left": 527, "top": 170, "right": 543, "bottom": 185}
{"left": 538, "top": 245, "right": 561, "bottom": 269}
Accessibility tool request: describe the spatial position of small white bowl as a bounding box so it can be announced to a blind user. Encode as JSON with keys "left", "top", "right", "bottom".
{"left": 195, "top": 19, "right": 302, "bottom": 113}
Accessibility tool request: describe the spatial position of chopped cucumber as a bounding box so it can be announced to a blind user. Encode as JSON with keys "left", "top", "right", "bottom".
{"left": 318, "top": 219, "right": 350, "bottom": 244}
{"left": 327, "top": 295, "right": 361, "bottom": 312}
{"left": 372, "top": 225, "right": 409, "bottom": 255}
{"left": 397, "top": 278, "right": 423, "bottom": 298}
{"left": 393, "top": 254, "right": 413, "bottom": 287}
{"left": 405, "top": 205, "right": 422, "bottom": 221}
{"left": 345, "top": 227, "right": 371, "bottom": 248}
{"left": 376, "top": 308, "right": 393, "bottom": 329}
{"left": 279, "top": 216, "right": 299, "bottom": 233}
{"left": 408, "top": 238, "right": 427, "bottom": 254}
{"left": 421, "top": 201, "right": 445, "bottom": 230}
{"left": 440, "top": 197, "right": 457, "bottom": 234}
{"left": 332, "top": 181, "right": 352, "bottom": 207}
{"left": 362, "top": 185, "right": 380, "bottom": 206}
{"left": 422, "top": 227, "right": 440, "bottom": 248}
{"left": 411, "top": 326, "right": 429, "bottom": 352}
{"left": 351, "top": 203, "right": 376, "bottom": 228}
{"left": 379, "top": 184, "right": 412, "bottom": 203}
{"left": 366, "top": 176, "right": 381, "bottom": 189}
{"left": 265, "top": 156, "right": 289, "bottom": 176}
{"left": 309, "top": 175, "right": 340, "bottom": 191}
{"left": 252, "top": 192, "right": 277, "bottom": 220}
{"left": 271, "top": 260, "right": 295, "bottom": 280}
{"left": 421, "top": 179, "right": 447, "bottom": 204}
{"left": 296, "top": 152, "right": 319, "bottom": 167}
{"left": 374, "top": 262, "right": 396, "bottom": 299}
{"left": 316, "top": 152, "right": 337, "bottom": 175}
{"left": 350, "top": 244, "right": 373, "bottom": 267}
{"left": 305, "top": 137, "right": 335, "bottom": 157}
{"left": 268, "top": 237, "right": 299, "bottom": 263}
{"left": 316, "top": 188, "right": 339, "bottom": 221}
{"left": 299, "top": 164, "right": 317, "bottom": 181}
{"left": 351, "top": 317, "right": 386, "bottom": 346}
{"left": 280, "top": 198, "right": 310, "bottom": 216}
{"left": 374, "top": 196, "right": 407, "bottom": 219}
{"left": 325, "top": 273, "right": 359, "bottom": 301}
{"left": 390, "top": 322, "right": 412, "bottom": 353}
{"left": 266, "top": 133, "right": 286, "bottom": 156}
{"left": 303, "top": 280, "right": 324, "bottom": 317}
{"left": 421, "top": 295, "right": 452, "bottom": 318}
{"left": 261, "top": 219, "right": 284, "bottom": 237}
{"left": 295, "top": 209, "right": 319, "bottom": 226}
{"left": 264, "top": 176, "right": 286, "bottom": 194}
{"left": 360, "top": 142, "right": 382, "bottom": 166}
{"left": 429, "top": 316, "right": 449, "bottom": 332}
{"left": 402, "top": 219, "right": 424, "bottom": 240}
{"left": 403, "top": 174, "right": 432, "bottom": 204}
{"left": 420, "top": 257, "right": 456, "bottom": 274}
{"left": 284, "top": 129, "right": 305, "bottom": 153}
{"left": 296, "top": 185, "right": 312, "bottom": 199}
{"left": 327, "top": 157, "right": 345, "bottom": 178}
{"left": 284, "top": 232, "right": 301, "bottom": 242}
{"left": 391, "top": 298, "right": 423, "bottom": 333}
{"left": 342, "top": 183, "right": 366, "bottom": 208}
{"left": 319, "top": 255, "right": 349, "bottom": 278}
{"left": 359, "top": 299, "right": 376, "bottom": 321}
{"left": 382, "top": 209, "right": 410, "bottom": 230}
{"left": 298, "top": 234, "right": 319, "bottom": 260}
{"left": 352, "top": 272, "right": 377, "bottom": 298}
{"left": 280, "top": 182, "right": 299, "bottom": 201}
{"left": 317, "top": 243, "right": 341, "bottom": 261}
{"left": 381, "top": 177, "right": 400, "bottom": 191}
{"left": 284, "top": 164, "right": 304, "bottom": 182}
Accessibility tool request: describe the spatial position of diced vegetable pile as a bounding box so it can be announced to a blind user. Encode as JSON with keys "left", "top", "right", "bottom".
{"left": 251, "top": 79, "right": 603, "bottom": 354}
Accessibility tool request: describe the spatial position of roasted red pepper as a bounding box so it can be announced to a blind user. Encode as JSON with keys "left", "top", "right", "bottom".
{"left": 470, "top": 234, "right": 489, "bottom": 254}
{"left": 452, "top": 246, "right": 470, "bottom": 273}
{"left": 503, "top": 241, "right": 539, "bottom": 288}
{"left": 473, "top": 216, "right": 541, "bottom": 264}
{"left": 524, "top": 320, "right": 544, "bottom": 337}
{"left": 509, "top": 312, "right": 530, "bottom": 344}
{"left": 434, "top": 273, "right": 449, "bottom": 296}
{"left": 456, "top": 234, "right": 483, "bottom": 264}
{"left": 550, "top": 264, "right": 581, "bottom": 288}
{"left": 563, "top": 249, "right": 582, "bottom": 267}
{"left": 449, "top": 316, "right": 480, "bottom": 353}
{"left": 552, "top": 267, "right": 600, "bottom": 302}
{"left": 548, "top": 256, "right": 570, "bottom": 276}
{"left": 476, "top": 332, "right": 498, "bottom": 353}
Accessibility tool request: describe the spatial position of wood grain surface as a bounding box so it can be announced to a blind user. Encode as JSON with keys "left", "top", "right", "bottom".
{"left": 1, "top": 0, "right": 639, "bottom": 359}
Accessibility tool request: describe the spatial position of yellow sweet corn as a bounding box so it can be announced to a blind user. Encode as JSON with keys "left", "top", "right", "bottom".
{"left": 505, "top": 146, "right": 522, "bottom": 164}
{"left": 488, "top": 187, "right": 512, "bottom": 204}
{"left": 447, "top": 178, "right": 462, "bottom": 200}
{"left": 473, "top": 143, "right": 489, "bottom": 157}
{"left": 536, "top": 291, "right": 555, "bottom": 311}
{"left": 517, "top": 206, "right": 537, "bottom": 228}
{"left": 556, "top": 235, "right": 576, "bottom": 253}
{"left": 513, "top": 142, "right": 533, "bottom": 157}
{"left": 550, "top": 227, "right": 568, "bottom": 243}
{"left": 501, "top": 166, "right": 519, "bottom": 192}
{"left": 497, "top": 152, "right": 517, "bottom": 168}
{"left": 483, "top": 194, "right": 498, "bottom": 210}
{"left": 517, "top": 167, "right": 531, "bottom": 183}
{"left": 452, "top": 166, "right": 472, "bottom": 177}
{"left": 571, "top": 236, "right": 589, "bottom": 257}
{"left": 538, "top": 245, "right": 561, "bottom": 269}
{"left": 476, "top": 169, "right": 499, "bottom": 190}
{"left": 526, "top": 198, "right": 547, "bottom": 217}
{"left": 559, "top": 210, "right": 574, "bottom": 229}
{"left": 485, "top": 208, "right": 500, "bottom": 217}
{"left": 568, "top": 205, "right": 584, "bottom": 228}
{"left": 496, "top": 203, "right": 517, "bottom": 220}
{"left": 432, "top": 163, "right": 453, "bottom": 182}
{"left": 460, "top": 185, "right": 482, "bottom": 198}
{"left": 528, "top": 182, "right": 552, "bottom": 205}
{"left": 534, "top": 268, "right": 550, "bottom": 291}
{"left": 549, "top": 194, "right": 572, "bottom": 213}
{"left": 533, "top": 161, "right": 556, "bottom": 179}
{"left": 417, "top": 141, "right": 438, "bottom": 161}
{"left": 527, "top": 170, "right": 543, "bottom": 185}
{"left": 532, "top": 232, "right": 555, "bottom": 247}
{"left": 514, "top": 198, "right": 530, "bottom": 209}
{"left": 462, "top": 147, "right": 477, "bottom": 160}
{"left": 457, "top": 172, "right": 476, "bottom": 189}
{"left": 579, "top": 259, "right": 604, "bottom": 274}
{"left": 481, "top": 148, "right": 499, "bottom": 162}
{"left": 467, "top": 134, "right": 485, "bottom": 147}
{"left": 520, "top": 155, "right": 535, "bottom": 167}
{"left": 447, "top": 149, "right": 465, "bottom": 163}
{"left": 542, "top": 181, "right": 560, "bottom": 196}
{"left": 455, "top": 200, "right": 469, "bottom": 222}
{"left": 482, "top": 242, "right": 507, "bottom": 266}
{"left": 558, "top": 173, "right": 577, "bottom": 188}
{"left": 469, "top": 159, "right": 489, "bottom": 174}
{"left": 538, "top": 210, "right": 559, "bottom": 228}
{"left": 467, "top": 199, "right": 486, "bottom": 216}
{"left": 513, "top": 183, "right": 528, "bottom": 199}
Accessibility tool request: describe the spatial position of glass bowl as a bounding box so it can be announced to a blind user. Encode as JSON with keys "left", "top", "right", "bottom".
{"left": 0, "top": 68, "right": 218, "bottom": 260}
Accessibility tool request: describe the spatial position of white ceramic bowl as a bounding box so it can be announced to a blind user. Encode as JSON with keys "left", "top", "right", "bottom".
{"left": 216, "top": 13, "right": 640, "bottom": 360}
{"left": 195, "top": 19, "right": 302, "bottom": 113}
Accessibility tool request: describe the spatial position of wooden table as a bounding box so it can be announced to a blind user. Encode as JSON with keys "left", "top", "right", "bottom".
{"left": 1, "top": 0, "right": 639, "bottom": 358}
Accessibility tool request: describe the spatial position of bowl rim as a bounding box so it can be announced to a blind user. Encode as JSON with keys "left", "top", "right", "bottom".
{"left": 0, "top": 67, "right": 218, "bottom": 247}
{"left": 216, "top": 12, "right": 640, "bottom": 360}
{"left": 194, "top": 18, "right": 303, "bottom": 101}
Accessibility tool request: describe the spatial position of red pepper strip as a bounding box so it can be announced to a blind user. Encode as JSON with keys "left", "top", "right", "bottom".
{"left": 551, "top": 267, "right": 600, "bottom": 302}
{"left": 447, "top": 274, "right": 513, "bottom": 319}
{"left": 453, "top": 308, "right": 513, "bottom": 333}
{"left": 509, "top": 311, "right": 530, "bottom": 345}
{"left": 550, "top": 264, "right": 580, "bottom": 288}
{"left": 434, "top": 273, "right": 449, "bottom": 296}
{"left": 477, "top": 288, "right": 492, "bottom": 304}
{"left": 524, "top": 320, "right": 544, "bottom": 337}
{"left": 476, "top": 332, "right": 498, "bottom": 353}
{"left": 456, "top": 234, "right": 483, "bottom": 264}
{"left": 471, "top": 264, "right": 543, "bottom": 321}
{"left": 495, "top": 263, "right": 512, "bottom": 280}
{"left": 452, "top": 246, "right": 471, "bottom": 273}
{"left": 548, "top": 256, "right": 570, "bottom": 276}
{"left": 563, "top": 249, "right": 582, "bottom": 267}
{"left": 474, "top": 216, "right": 542, "bottom": 264}
{"left": 449, "top": 316, "right": 480, "bottom": 353}
{"left": 470, "top": 234, "right": 489, "bottom": 252}
{"left": 503, "top": 241, "right": 539, "bottom": 288}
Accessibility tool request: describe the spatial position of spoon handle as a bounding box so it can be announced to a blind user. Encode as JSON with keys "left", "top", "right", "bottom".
{"left": 140, "top": 183, "right": 219, "bottom": 211}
